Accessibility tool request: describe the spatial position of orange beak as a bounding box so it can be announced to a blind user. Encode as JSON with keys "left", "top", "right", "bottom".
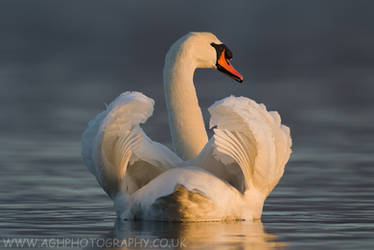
{"left": 217, "top": 49, "right": 243, "bottom": 83}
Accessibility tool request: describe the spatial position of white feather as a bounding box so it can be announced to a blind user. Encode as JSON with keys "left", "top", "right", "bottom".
{"left": 81, "top": 32, "right": 292, "bottom": 221}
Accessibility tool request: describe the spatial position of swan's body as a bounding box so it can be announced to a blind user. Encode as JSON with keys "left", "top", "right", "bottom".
{"left": 82, "top": 32, "right": 292, "bottom": 221}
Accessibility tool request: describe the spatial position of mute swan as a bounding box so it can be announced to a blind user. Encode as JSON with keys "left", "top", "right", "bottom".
{"left": 82, "top": 32, "right": 292, "bottom": 221}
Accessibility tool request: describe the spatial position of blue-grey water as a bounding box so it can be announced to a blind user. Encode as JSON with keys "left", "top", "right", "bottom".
{"left": 1, "top": 74, "right": 373, "bottom": 250}
{"left": 1, "top": 1, "right": 374, "bottom": 249}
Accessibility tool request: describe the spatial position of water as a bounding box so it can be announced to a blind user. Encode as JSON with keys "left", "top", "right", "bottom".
{"left": 1, "top": 1, "right": 374, "bottom": 247}
{"left": 1, "top": 71, "right": 373, "bottom": 249}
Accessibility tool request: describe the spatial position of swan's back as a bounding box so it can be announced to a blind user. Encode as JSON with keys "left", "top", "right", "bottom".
{"left": 131, "top": 167, "right": 245, "bottom": 221}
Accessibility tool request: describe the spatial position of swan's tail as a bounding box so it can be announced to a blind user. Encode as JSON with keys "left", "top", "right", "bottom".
{"left": 208, "top": 96, "right": 292, "bottom": 196}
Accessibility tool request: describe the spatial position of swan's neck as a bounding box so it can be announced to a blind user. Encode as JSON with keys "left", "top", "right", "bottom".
{"left": 163, "top": 49, "right": 208, "bottom": 160}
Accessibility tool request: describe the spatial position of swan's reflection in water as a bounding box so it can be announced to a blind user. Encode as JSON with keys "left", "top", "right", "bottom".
{"left": 98, "top": 219, "right": 286, "bottom": 250}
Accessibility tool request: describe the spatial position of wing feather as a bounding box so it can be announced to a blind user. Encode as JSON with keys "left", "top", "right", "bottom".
{"left": 193, "top": 96, "right": 292, "bottom": 196}
{"left": 81, "top": 91, "right": 182, "bottom": 198}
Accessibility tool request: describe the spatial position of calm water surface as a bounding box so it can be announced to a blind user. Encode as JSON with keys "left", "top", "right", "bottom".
{"left": 0, "top": 77, "right": 373, "bottom": 250}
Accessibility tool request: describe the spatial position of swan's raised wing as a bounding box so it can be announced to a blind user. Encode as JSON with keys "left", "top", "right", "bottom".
{"left": 192, "top": 96, "right": 292, "bottom": 196}
{"left": 81, "top": 92, "right": 182, "bottom": 199}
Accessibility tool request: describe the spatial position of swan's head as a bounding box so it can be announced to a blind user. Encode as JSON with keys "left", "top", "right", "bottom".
{"left": 166, "top": 32, "right": 243, "bottom": 83}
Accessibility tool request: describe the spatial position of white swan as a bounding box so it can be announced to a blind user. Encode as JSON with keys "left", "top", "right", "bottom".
{"left": 82, "top": 32, "right": 292, "bottom": 221}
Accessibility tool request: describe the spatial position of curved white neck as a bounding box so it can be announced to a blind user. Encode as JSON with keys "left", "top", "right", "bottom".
{"left": 163, "top": 47, "right": 208, "bottom": 160}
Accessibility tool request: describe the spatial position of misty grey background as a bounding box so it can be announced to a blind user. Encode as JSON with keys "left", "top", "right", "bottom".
{"left": 2, "top": 0, "right": 374, "bottom": 144}
{"left": 1, "top": 1, "right": 373, "bottom": 249}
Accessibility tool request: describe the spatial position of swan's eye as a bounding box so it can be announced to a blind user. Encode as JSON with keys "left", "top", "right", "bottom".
{"left": 211, "top": 43, "right": 233, "bottom": 62}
